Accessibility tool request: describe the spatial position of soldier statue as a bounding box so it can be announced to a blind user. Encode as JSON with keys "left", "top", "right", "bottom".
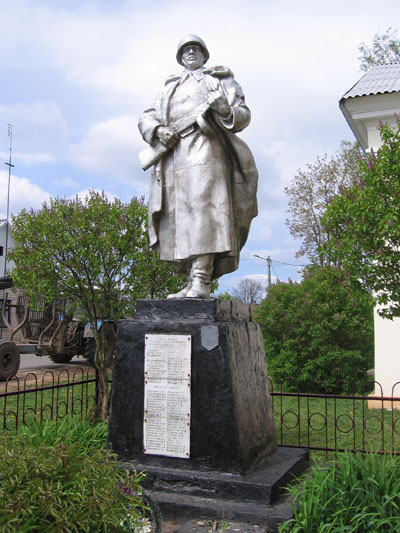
{"left": 138, "top": 35, "right": 258, "bottom": 298}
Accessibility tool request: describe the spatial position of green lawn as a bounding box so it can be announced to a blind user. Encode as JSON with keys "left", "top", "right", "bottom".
{"left": 271, "top": 391, "right": 400, "bottom": 460}
{"left": 2, "top": 377, "right": 400, "bottom": 460}
{"left": 0, "top": 377, "right": 98, "bottom": 432}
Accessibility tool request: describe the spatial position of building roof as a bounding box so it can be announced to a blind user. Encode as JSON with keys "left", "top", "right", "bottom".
{"left": 342, "top": 63, "right": 400, "bottom": 100}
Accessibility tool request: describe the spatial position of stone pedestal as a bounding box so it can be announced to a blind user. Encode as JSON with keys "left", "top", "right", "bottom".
{"left": 108, "top": 299, "right": 308, "bottom": 527}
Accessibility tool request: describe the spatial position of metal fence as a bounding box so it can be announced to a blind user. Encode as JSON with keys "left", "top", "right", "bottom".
{"left": 0, "top": 368, "right": 98, "bottom": 432}
{"left": 269, "top": 378, "right": 400, "bottom": 457}
{"left": 2, "top": 371, "right": 400, "bottom": 457}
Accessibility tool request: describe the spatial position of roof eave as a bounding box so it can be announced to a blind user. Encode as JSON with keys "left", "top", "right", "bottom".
{"left": 339, "top": 97, "right": 368, "bottom": 153}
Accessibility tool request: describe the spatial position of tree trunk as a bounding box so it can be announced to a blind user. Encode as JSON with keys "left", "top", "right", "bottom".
{"left": 90, "top": 330, "right": 110, "bottom": 421}
{"left": 96, "top": 361, "right": 110, "bottom": 421}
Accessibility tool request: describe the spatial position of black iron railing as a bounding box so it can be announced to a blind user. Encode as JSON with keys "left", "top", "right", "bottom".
{"left": 269, "top": 378, "right": 400, "bottom": 457}
{"left": 2, "top": 371, "right": 400, "bottom": 457}
{"left": 0, "top": 368, "right": 97, "bottom": 431}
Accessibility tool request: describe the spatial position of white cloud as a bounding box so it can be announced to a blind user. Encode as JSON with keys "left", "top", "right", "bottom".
{"left": 53, "top": 177, "right": 81, "bottom": 188}
{"left": 0, "top": 170, "right": 50, "bottom": 218}
{"left": 1, "top": 0, "right": 394, "bottom": 107}
{"left": 0, "top": 151, "right": 54, "bottom": 166}
{"left": 247, "top": 210, "right": 273, "bottom": 243}
{"left": 0, "top": 102, "right": 69, "bottom": 155}
{"left": 0, "top": 0, "right": 398, "bottom": 289}
{"left": 239, "top": 273, "right": 269, "bottom": 285}
{"left": 70, "top": 115, "right": 147, "bottom": 191}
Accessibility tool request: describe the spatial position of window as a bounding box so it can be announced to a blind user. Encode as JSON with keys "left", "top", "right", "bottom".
{"left": 0, "top": 246, "right": 3, "bottom": 256}
{"left": 0, "top": 300, "right": 11, "bottom": 328}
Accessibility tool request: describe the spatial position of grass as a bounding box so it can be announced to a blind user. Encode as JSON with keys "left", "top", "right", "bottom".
{"left": 0, "top": 372, "right": 102, "bottom": 432}
{"left": 2, "top": 372, "right": 400, "bottom": 459}
{"left": 271, "top": 391, "right": 400, "bottom": 460}
{"left": 279, "top": 452, "right": 400, "bottom": 532}
{"left": 17, "top": 416, "right": 108, "bottom": 453}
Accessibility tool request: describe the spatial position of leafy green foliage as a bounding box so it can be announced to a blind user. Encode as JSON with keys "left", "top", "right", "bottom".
{"left": 323, "top": 121, "right": 400, "bottom": 319}
{"left": 359, "top": 27, "right": 400, "bottom": 72}
{"left": 141, "top": 238, "right": 186, "bottom": 300}
{"left": 280, "top": 452, "right": 400, "bottom": 532}
{"left": 17, "top": 417, "right": 108, "bottom": 454}
{"left": 217, "top": 290, "right": 240, "bottom": 301}
{"left": 253, "top": 266, "right": 374, "bottom": 393}
{"left": 9, "top": 192, "right": 183, "bottom": 318}
{"left": 285, "top": 141, "right": 363, "bottom": 266}
{"left": 8, "top": 191, "right": 184, "bottom": 419}
{"left": 0, "top": 433, "right": 147, "bottom": 532}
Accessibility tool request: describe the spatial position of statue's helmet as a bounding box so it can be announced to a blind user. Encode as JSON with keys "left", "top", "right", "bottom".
{"left": 176, "top": 34, "right": 209, "bottom": 66}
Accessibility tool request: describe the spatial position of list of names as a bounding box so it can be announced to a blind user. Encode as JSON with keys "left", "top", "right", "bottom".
{"left": 143, "top": 334, "right": 191, "bottom": 458}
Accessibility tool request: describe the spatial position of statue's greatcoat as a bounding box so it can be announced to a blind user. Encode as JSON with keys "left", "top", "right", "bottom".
{"left": 138, "top": 66, "right": 258, "bottom": 279}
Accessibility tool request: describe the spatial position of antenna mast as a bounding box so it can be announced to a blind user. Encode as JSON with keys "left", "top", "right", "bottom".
{"left": 4, "top": 124, "right": 14, "bottom": 277}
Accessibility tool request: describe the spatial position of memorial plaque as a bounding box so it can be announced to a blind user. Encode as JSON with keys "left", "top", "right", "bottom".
{"left": 201, "top": 325, "right": 219, "bottom": 351}
{"left": 143, "top": 334, "right": 191, "bottom": 458}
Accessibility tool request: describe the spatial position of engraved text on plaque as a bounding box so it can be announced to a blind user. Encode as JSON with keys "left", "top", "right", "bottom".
{"left": 143, "top": 334, "right": 191, "bottom": 458}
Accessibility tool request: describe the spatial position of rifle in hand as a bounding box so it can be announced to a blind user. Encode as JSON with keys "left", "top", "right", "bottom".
{"left": 139, "top": 103, "right": 210, "bottom": 171}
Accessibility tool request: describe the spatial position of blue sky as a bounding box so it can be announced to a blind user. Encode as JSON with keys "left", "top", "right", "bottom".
{"left": 0, "top": 0, "right": 399, "bottom": 294}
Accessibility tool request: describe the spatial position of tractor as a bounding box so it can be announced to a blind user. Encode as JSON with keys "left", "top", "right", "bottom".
{"left": 0, "top": 276, "right": 115, "bottom": 381}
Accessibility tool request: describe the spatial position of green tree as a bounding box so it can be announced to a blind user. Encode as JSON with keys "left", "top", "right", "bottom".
{"left": 359, "top": 27, "right": 400, "bottom": 72}
{"left": 322, "top": 121, "right": 400, "bottom": 319}
{"left": 217, "top": 290, "right": 239, "bottom": 301}
{"left": 285, "top": 141, "right": 363, "bottom": 266}
{"left": 141, "top": 232, "right": 186, "bottom": 300}
{"left": 252, "top": 266, "right": 374, "bottom": 393}
{"left": 9, "top": 191, "right": 184, "bottom": 419}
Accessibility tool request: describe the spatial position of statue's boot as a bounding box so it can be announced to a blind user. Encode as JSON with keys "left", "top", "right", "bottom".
{"left": 167, "top": 280, "right": 192, "bottom": 299}
{"left": 186, "top": 254, "right": 213, "bottom": 299}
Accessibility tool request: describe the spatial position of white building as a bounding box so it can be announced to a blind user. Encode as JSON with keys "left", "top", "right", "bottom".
{"left": 0, "top": 219, "right": 15, "bottom": 277}
{"left": 340, "top": 63, "right": 400, "bottom": 406}
{"left": 0, "top": 219, "right": 18, "bottom": 341}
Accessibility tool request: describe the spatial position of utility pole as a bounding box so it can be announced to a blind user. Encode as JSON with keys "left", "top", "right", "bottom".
{"left": 1, "top": 125, "right": 13, "bottom": 340}
{"left": 4, "top": 124, "right": 14, "bottom": 277}
{"left": 254, "top": 254, "right": 272, "bottom": 288}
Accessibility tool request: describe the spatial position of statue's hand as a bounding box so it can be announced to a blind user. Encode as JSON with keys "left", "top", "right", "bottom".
{"left": 156, "top": 126, "right": 179, "bottom": 149}
{"left": 205, "top": 76, "right": 231, "bottom": 119}
{"left": 208, "top": 92, "right": 231, "bottom": 118}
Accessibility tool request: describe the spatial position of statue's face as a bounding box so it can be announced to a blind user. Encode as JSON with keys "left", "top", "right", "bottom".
{"left": 181, "top": 44, "right": 205, "bottom": 70}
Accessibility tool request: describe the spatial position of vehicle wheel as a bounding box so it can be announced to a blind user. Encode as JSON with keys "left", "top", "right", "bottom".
{"left": 0, "top": 340, "right": 21, "bottom": 381}
{"left": 84, "top": 326, "right": 115, "bottom": 367}
{"left": 48, "top": 352, "right": 74, "bottom": 364}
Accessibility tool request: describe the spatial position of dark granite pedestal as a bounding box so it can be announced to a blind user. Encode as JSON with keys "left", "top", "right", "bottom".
{"left": 108, "top": 299, "right": 308, "bottom": 529}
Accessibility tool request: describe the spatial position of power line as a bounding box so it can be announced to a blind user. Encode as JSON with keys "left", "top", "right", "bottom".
{"left": 253, "top": 254, "right": 309, "bottom": 269}
{"left": 242, "top": 257, "right": 309, "bottom": 267}
{"left": 272, "top": 259, "right": 309, "bottom": 268}
{"left": 271, "top": 262, "right": 280, "bottom": 282}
